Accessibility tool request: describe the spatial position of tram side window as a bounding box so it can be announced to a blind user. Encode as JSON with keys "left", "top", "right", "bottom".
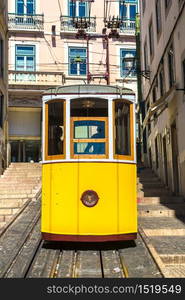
{"left": 48, "top": 102, "right": 64, "bottom": 156}
{"left": 115, "top": 102, "right": 131, "bottom": 156}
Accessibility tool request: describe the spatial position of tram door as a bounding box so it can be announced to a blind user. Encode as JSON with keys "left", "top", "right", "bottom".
{"left": 70, "top": 114, "right": 113, "bottom": 234}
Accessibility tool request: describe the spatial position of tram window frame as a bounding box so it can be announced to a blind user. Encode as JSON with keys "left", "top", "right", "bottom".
{"left": 113, "top": 100, "right": 134, "bottom": 161}
{"left": 71, "top": 117, "right": 109, "bottom": 159}
{"left": 45, "top": 99, "right": 66, "bottom": 160}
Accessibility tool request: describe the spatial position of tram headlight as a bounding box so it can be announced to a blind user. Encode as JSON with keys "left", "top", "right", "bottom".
{"left": 80, "top": 190, "right": 99, "bottom": 207}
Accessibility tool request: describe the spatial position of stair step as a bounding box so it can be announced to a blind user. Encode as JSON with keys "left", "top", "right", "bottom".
{"left": 143, "top": 189, "right": 172, "bottom": 196}
{"left": 0, "top": 194, "right": 34, "bottom": 199}
{"left": 137, "top": 177, "right": 161, "bottom": 183}
{"left": 7, "top": 170, "right": 41, "bottom": 173}
{"left": 138, "top": 182, "right": 165, "bottom": 189}
{"left": 0, "top": 189, "right": 34, "bottom": 193}
{"left": 1, "top": 175, "right": 41, "bottom": 179}
{"left": 138, "top": 196, "right": 185, "bottom": 204}
{"left": 5, "top": 166, "right": 41, "bottom": 168}
{"left": 0, "top": 222, "right": 6, "bottom": 228}
{"left": 0, "top": 182, "right": 39, "bottom": 185}
{"left": 0, "top": 198, "right": 28, "bottom": 208}
{"left": 139, "top": 216, "right": 185, "bottom": 230}
{"left": 0, "top": 179, "right": 40, "bottom": 183}
{"left": 4, "top": 170, "right": 41, "bottom": 172}
{"left": 138, "top": 204, "right": 185, "bottom": 217}
{"left": 0, "top": 207, "right": 20, "bottom": 215}
{"left": 10, "top": 162, "right": 40, "bottom": 165}
{"left": 0, "top": 186, "right": 39, "bottom": 190}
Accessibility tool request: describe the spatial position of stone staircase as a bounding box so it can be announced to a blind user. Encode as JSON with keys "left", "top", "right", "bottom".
{"left": 137, "top": 166, "right": 185, "bottom": 277}
{"left": 137, "top": 166, "right": 185, "bottom": 210}
{"left": 0, "top": 163, "right": 42, "bottom": 229}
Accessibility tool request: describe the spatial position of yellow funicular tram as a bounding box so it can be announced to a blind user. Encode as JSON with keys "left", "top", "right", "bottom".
{"left": 41, "top": 85, "right": 137, "bottom": 242}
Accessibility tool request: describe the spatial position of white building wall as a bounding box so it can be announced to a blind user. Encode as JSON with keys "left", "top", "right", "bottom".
{"left": 140, "top": 0, "right": 185, "bottom": 196}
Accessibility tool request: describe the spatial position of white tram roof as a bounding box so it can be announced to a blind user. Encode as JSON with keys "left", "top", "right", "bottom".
{"left": 43, "top": 84, "right": 135, "bottom": 97}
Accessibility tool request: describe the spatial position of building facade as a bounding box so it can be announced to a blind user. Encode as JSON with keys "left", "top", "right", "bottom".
{"left": 8, "top": 0, "right": 138, "bottom": 163}
{"left": 0, "top": 0, "right": 8, "bottom": 173}
{"left": 139, "top": 0, "right": 185, "bottom": 196}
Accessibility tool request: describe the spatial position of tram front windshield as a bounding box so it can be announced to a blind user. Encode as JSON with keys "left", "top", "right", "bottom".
{"left": 74, "top": 120, "right": 105, "bottom": 155}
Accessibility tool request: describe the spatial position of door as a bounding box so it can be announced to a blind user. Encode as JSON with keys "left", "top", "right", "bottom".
{"left": 10, "top": 140, "right": 41, "bottom": 162}
{"left": 171, "top": 122, "right": 179, "bottom": 194}
{"left": 163, "top": 136, "right": 168, "bottom": 186}
{"left": 149, "top": 147, "right": 152, "bottom": 169}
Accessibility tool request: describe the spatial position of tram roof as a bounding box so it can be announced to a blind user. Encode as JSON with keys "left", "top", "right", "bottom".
{"left": 43, "top": 85, "right": 135, "bottom": 96}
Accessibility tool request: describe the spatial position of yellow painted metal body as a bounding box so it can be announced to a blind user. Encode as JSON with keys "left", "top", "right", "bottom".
{"left": 41, "top": 162, "right": 137, "bottom": 236}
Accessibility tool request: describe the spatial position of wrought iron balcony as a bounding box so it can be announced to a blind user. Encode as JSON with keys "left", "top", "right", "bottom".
{"left": 60, "top": 15, "right": 96, "bottom": 33}
{"left": 8, "top": 13, "right": 44, "bottom": 32}
{"left": 9, "top": 70, "right": 65, "bottom": 87}
{"left": 119, "top": 19, "right": 136, "bottom": 35}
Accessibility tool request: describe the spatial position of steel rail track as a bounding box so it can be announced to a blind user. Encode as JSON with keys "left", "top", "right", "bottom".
{"left": 2, "top": 233, "right": 163, "bottom": 278}
{"left": 0, "top": 194, "right": 163, "bottom": 278}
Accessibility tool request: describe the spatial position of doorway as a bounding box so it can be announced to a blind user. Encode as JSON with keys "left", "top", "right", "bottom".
{"left": 149, "top": 147, "right": 152, "bottom": 169}
{"left": 10, "top": 140, "right": 41, "bottom": 162}
{"left": 171, "top": 122, "right": 179, "bottom": 194}
{"left": 163, "top": 135, "right": 168, "bottom": 186}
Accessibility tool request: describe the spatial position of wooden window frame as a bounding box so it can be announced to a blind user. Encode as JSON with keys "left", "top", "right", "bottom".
{"left": 45, "top": 99, "right": 66, "bottom": 161}
{"left": 113, "top": 100, "right": 135, "bottom": 161}
{"left": 71, "top": 117, "right": 109, "bottom": 159}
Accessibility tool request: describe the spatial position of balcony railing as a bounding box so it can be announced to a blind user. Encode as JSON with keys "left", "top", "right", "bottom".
{"left": 119, "top": 19, "right": 136, "bottom": 35}
{"left": 9, "top": 70, "right": 65, "bottom": 86}
{"left": 8, "top": 13, "right": 44, "bottom": 32}
{"left": 60, "top": 15, "right": 96, "bottom": 33}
